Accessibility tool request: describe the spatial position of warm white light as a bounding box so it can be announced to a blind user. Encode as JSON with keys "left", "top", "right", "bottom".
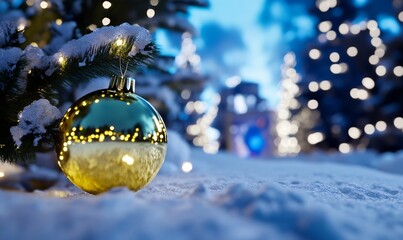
{"left": 284, "top": 52, "right": 296, "bottom": 64}
{"left": 88, "top": 24, "right": 97, "bottom": 31}
{"left": 187, "top": 125, "right": 200, "bottom": 136}
{"left": 320, "top": 80, "right": 332, "bottom": 91}
{"left": 326, "top": 30, "right": 337, "bottom": 41}
{"left": 307, "top": 132, "right": 324, "bottom": 145}
{"left": 394, "top": 117, "right": 403, "bottom": 129}
{"left": 278, "top": 109, "right": 291, "bottom": 120}
{"left": 102, "top": 17, "right": 111, "bottom": 26}
{"left": 362, "top": 77, "right": 375, "bottom": 89}
{"left": 347, "top": 47, "right": 358, "bottom": 57}
{"left": 185, "top": 101, "right": 194, "bottom": 114}
{"left": 181, "top": 161, "right": 193, "bottom": 173}
{"left": 374, "top": 48, "right": 385, "bottom": 58}
{"left": 375, "top": 121, "right": 387, "bottom": 131}
{"left": 102, "top": 1, "right": 112, "bottom": 9}
{"left": 150, "top": 0, "right": 159, "bottom": 6}
{"left": 350, "top": 25, "right": 360, "bottom": 34}
{"left": 350, "top": 88, "right": 359, "bottom": 99}
{"left": 393, "top": 66, "right": 403, "bottom": 77}
{"left": 146, "top": 8, "right": 155, "bottom": 18}
{"left": 309, "top": 49, "right": 321, "bottom": 60}
{"left": 194, "top": 101, "right": 206, "bottom": 114}
{"left": 0, "top": 171, "right": 4, "bottom": 178}
{"left": 369, "top": 28, "right": 381, "bottom": 38}
{"left": 289, "top": 98, "right": 300, "bottom": 110}
{"left": 375, "top": 65, "right": 387, "bottom": 77}
{"left": 329, "top": 52, "right": 340, "bottom": 62}
{"left": 367, "top": 20, "right": 378, "bottom": 30}
{"left": 26, "top": 0, "right": 35, "bottom": 6}
{"left": 348, "top": 127, "right": 361, "bottom": 139}
{"left": 399, "top": 11, "right": 403, "bottom": 22}
{"left": 40, "top": 1, "right": 48, "bottom": 9}
{"left": 203, "top": 142, "right": 219, "bottom": 154}
{"left": 55, "top": 19, "right": 63, "bottom": 25}
{"left": 339, "top": 143, "right": 351, "bottom": 154}
{"left": 319, "top": 21, "right": 332, "bottom": 32}
{"left": 318, "top": 1, "right": 330, "bottom": 12}
{"left": 364, "top": 124, "right": 375, "bottom": 135}
{"left": 328, "top": 0, "right": 337, "bottom": 8}
{"left": 339, "top": 23, "right": 349, "bottom": 35}
{"left": 307, "top": 99, "right": 319, "bottom": 109}
{"left": 369, "top": 55, "right": 379, "bottom": 65}
{"left": 115, "top": 38, "right": 124, "bottom": 46}
{"left": 122, "top": 154, "right": 134, "bottom": 165}
{"left": 371, "top": 38, "right": 382, "bottom": 48}
{"left": 58, "top": 56, "right": 66, "bottom": 65}
{"left": 350, "top": 89, "right": 369, "bottom": 100}
{"left": 330, "top": 64, "right": 342, "bottom": 74}
{"left": 181, "top": 89, "right": 190, "bottom": 99}
{"left": 360, "top": 90, "right": 369, "bottom": 100}
{"left": 308, "top": 82, "right": 319, "bottom": 92}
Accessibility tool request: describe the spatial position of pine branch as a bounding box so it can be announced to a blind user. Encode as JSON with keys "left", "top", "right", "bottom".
{"left": 54, "top": 41, "right": 157, "bottom": 87}
{"left": 0, "top": 56, "right": 47, "bottom": 163}
{"left": 50, "top": 23, "right": 158, "bottom": 89}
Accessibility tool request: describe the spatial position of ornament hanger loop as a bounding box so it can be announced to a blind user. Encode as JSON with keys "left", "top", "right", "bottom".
{"left": 119, "top": 57, "right": 129, "bottom": 77}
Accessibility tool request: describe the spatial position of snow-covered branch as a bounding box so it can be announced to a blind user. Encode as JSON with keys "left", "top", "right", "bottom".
{"left": 51, "top": 23, "right": 157, "bottom": 84}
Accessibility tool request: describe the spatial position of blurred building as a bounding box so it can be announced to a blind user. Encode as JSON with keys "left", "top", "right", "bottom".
{"left": 217, "top": 80, "right": 274, "bottom": 157}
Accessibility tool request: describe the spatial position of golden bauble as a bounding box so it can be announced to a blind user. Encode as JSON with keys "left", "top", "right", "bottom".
{"left": 56, "top": 76, "right": 167, "bottom": 194}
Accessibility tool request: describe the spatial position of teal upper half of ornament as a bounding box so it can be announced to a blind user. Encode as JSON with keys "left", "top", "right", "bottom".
{"left": 59, "top": 89, "right": 167, "bottom": 145}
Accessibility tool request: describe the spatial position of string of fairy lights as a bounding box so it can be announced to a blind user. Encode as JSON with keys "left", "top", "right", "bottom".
{"left": 177, "top": 33, "right": 221, "bottom": 154}
{"left": 276, "top": 0, "right": 403, "bottom": 155}
{"left": 275, "top": 52, "right": 301, "bottom": 156}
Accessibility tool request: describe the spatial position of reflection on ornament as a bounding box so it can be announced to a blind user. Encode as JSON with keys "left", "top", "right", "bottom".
{"left": 57, "top": 76, "right": 167, "bottom": 194}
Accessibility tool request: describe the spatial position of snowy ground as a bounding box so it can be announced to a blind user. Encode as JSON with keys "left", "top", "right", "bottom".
{"left": 1, "top": 149, "right": 403, "bottom": 240}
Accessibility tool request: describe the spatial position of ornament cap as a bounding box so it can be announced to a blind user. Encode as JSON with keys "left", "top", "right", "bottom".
{"left": 108, "top": 75, "right": 136, "bottom": 93}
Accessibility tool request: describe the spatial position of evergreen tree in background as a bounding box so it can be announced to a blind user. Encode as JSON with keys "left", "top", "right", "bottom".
{"left": 0, "top": 0, "right": 208, "bottom": 163}
{"left": 279, "top": 0, "right": 403, "bottom": 154}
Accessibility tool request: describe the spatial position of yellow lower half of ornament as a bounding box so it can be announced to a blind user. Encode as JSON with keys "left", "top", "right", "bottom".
{"left": 59, "top": 142, "right": 166, "bottom": 194}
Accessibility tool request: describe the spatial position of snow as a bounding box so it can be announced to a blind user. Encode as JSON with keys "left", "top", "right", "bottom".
{"left": 0, "top": 47, "right": 23, "bottom": 72}
{"left": 55, "top": 23, "right": 152, "bottom": 61}
{"left": 295, "top": 150, "right": 403, "bottom": 176}
{"left": 1, "top": 149, "right": 403, "bottom": 240}
{"left": 45, "top": 21, "right": 77, "bottom": 54}
{"left": 160, "top": 130, "right": 191, "bottom": 173}
{"left": 10, "top": 99, "right": 61, "bottom": 147}
{"left": 23, "top": 45, "right": 48, "bottom": 70}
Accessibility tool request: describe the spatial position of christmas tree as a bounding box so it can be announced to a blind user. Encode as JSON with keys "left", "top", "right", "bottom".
{"left": 0, "top": 0, "right": 208, "bottom": 163}
{"left": 275, "top": 0, "right": 403, "bottom": 155}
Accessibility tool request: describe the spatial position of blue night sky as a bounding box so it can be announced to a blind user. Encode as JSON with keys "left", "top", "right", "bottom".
{"left": 187, "top": 0, "right": 316, "bottom": 109}
{"left": 189, "top": 0, "right": 277, "bottom": 107}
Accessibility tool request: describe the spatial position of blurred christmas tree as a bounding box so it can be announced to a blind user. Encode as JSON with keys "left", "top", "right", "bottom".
{"left": 276, "top": 0, "right": 403, "bottom": 155}
{"left": 0, "top": 0, "right": 209, "bottom": 163}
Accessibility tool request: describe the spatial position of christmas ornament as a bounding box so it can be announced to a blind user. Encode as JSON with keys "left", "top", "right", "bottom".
{"left": 56, "top": 76, "right": 167, "bottom": 194}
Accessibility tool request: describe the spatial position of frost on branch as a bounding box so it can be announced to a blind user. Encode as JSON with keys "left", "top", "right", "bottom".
{"left": 54, "top": 22, "right": 152, "bottom": 63}
{"left": 10, "top": 99, "right": 61, "bottom": 148}
{"left": 51, "top": 23, "right": 157, "bottom": 83}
